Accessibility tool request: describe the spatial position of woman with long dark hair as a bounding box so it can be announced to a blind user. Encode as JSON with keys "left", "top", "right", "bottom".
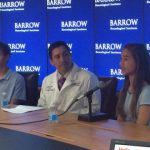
{"left": 116, "top": 43, "right": 150, "bottom": 126}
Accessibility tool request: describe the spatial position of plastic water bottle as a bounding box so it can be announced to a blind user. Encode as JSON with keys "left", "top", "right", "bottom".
{"left": 1, "top": 92, "right": 8, "bottom": 108}
{"left": 48, "top": 106, "right": 58, "bottom": 123}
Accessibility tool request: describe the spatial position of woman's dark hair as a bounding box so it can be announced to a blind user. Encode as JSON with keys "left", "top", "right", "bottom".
{"left": 48, "top": 41, "right": 71, "bottom": 59}
{"left": 0, "top": 42, "right": 11, "bottom": 56}
{"left": 116, "top": 43, "right": 150, "bottom": 120}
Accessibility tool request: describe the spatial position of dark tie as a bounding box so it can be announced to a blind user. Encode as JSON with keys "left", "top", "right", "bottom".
{"left": 58, "top": 76, "right": 66, "bottom": 90}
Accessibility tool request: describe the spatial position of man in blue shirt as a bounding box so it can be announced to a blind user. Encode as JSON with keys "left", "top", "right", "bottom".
{"left": 0, "top": 42, "right": 26, "bottom": 104}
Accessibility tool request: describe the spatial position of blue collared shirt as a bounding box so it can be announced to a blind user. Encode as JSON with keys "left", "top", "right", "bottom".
{"left": 0, "top": 69, "right": 26, "bottom": 103}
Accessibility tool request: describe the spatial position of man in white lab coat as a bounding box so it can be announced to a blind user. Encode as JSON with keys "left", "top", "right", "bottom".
{"left": 38, "top": 41, "right": 101, "bottom": 114}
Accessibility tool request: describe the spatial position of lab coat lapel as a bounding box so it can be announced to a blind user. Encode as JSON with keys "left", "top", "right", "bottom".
{"left": 51, "top": 71, "right": 59, "bottom": 92}
{"left": 60, "top": 63, "right": 81, "bottom": 91}
{"left": 49, "top": 71, "right": 60, "bottom": 106}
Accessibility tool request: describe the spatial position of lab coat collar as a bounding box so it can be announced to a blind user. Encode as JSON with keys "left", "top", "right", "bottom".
{"left": 55, "top": 63, "right": 82, "bottom": 91}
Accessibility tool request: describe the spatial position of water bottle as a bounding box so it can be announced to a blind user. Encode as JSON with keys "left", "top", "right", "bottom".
{"left": 48, "top": 106, "right": 58, "bottom": 123}
{"left": 1, "top": 92, "right": 8, "bottom": 108}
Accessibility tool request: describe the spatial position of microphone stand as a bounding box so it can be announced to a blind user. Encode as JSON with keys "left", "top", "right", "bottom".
{"left": 58, "top": 80, "right": 112, "bottom": 121}
{"left": 87, "top": 92, "right": 93, "bottom": 119}
{"left": 78, "top": 91, "right": 109, "bottom": 122}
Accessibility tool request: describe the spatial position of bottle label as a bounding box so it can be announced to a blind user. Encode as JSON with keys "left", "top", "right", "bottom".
{"left": 48, "top": 113, "right": 58, "bottom": 122}
{"left": 1, "top": 100, "right": 8, "bottom": 108}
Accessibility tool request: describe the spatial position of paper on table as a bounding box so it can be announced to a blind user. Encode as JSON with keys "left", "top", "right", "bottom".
{"left": 2, "top": 105, "right": 43, "bottom": 114}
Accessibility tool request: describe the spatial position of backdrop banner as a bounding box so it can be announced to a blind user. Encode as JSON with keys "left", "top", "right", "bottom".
{"left": 0, "top": 0, "right": 147, "bottom": 89}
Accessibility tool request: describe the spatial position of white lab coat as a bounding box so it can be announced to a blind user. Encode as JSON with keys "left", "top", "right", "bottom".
{"left": 38, "top": 63, "right": 101, "bottom": 114}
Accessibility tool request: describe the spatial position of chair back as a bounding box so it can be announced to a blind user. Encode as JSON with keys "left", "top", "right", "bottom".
{"left": 99, "top": 77, "right": 118, "bottom": 119}
{"left": 19, "top": 72, "right": 39, "bottom": 106}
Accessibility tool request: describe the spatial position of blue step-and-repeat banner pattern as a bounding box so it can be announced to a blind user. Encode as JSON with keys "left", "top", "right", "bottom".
{"left": 0, "top": 0, "right": 150, "bottom": 89}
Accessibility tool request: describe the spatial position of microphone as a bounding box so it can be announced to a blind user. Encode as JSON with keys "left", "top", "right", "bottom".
{"left": 77, "top": 79, "right": 112, "bottom": 100}
{"left": 58, "top": 79, "right": 112, "bottom": 120}
{"left": 78, "top": 80, "right": 112, "bottom": 122}
{"left": 85, "top": 79, "right": 111, "bottom": 97}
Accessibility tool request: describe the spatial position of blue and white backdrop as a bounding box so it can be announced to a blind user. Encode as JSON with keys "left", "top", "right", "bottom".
{"left": 0, "top": 0, "right": 150, "bottom": 89}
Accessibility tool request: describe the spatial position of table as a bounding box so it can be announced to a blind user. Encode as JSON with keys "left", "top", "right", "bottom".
{"left": 0, "top": 108, "right": 149, "bottom": 150}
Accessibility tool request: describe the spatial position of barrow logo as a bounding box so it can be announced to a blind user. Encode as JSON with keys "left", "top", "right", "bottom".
{"left": 48, "top": 43, "right": 73, "bottom": 50}
{"left": 15, "top": 22, "right": 40, "bottom": 32}
{"left": 8, "top": 43, "right": 26, "bottom": 53}
{"left": 146, "top": 43, "right": 150, "bottom": 54}
{"left": 16, "top": 66, "right": 41, "bottom": 72}
{"left": 82, "top": 68, "right": 89, "bottom": 71}
{"left": 95, "top": 43, "right": 122, "bottom": 55}
{"left": 110, "top": 19, "right": 139, "bottom": 31}
{"left": 110, "top": 68, "right": 124, "bottom": 80}
{"left": 95, "top": 0, "right": 121, "bottom": 7}
{"left": 47, "top": 0, "right": 72, "bottom": 10}
{"left": 146, "top": 0, "right": 150, "bottom": 4}
{"left": 61, "top": 20, "right": 88, "bottom": 32}
{"left": 0, "top": 1, "right": 25, "bottom": 11}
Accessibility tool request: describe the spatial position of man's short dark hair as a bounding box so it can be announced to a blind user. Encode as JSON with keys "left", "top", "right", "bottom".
{"left": 48, "top": 41, "right": 71, "bottom": 59}
{"left": 0, "top": 42, "right": 11, "bottom": 56}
